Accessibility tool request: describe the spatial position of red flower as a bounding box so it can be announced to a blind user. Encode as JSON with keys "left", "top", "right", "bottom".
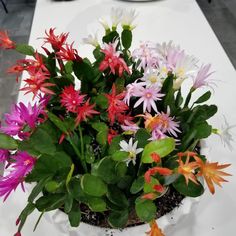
{"left": 60, "top": 85, "right": 85, "bottom": 113}
{"left": 144, "top": 167, "right": 172, "bottom": 183}
{"left": 75, "top": 99, "right": 99, "bottom": 126}
{"left": 141, "top": 193, "right": 158, "bottom": 200}
{"left": 99, "top": 40, "right": 130, "bottom": 77}
{"left": 105, "top": 84, "right": 129, "bottom": 124}
{"left": 56, "top": 43, "right": 82, "bottom": 61}
{"left": 0, "top": 31, "right": 15, "bottom": 49}
{"left": 44, "top": 28, "right": 68, "bottom": 50}
{"left": 107, "top": 128, "right": 118, "bottom": 144}
{"left": 20, "top": 70, "right": 55, "bottom": 99}
{"left": 7, "top": 64, "right": 25, "bottom": 82}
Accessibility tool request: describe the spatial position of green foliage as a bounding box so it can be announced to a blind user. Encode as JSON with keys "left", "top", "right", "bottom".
{"left": 15, "top": 44, "right": 35, "bottom": 55}
{"left": 87, "top": 197, "right": 107, "bottom": 212}
{"left": 173, "top": 175, "right": 204, "bottom": 197}
{"left": 130, "top": 176, "right": 145, "bottom": 194}
{"left": 0, "top": 133, "right": 18, "bottom": 150}
{"left": 135, "top": 200, "right": 157, "bottom": 222}
{"left": 81, "top": 174, "right": 108, "bottom": 197}
{"left": 108, "top": 210, "right": 129, "bottom": 228}
{"left": 68, "top": 203, "right": 81, "bottom": 227}
{"left": 142, "top": 138, "right": 175, "bottom": 163}
{"left": 121, "top": 29, "right": 132, "bottom": 50}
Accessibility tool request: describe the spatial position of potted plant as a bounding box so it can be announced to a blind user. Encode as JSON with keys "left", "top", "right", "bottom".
{"left": 0, "top": 8, "right": 232, "bottom": 236}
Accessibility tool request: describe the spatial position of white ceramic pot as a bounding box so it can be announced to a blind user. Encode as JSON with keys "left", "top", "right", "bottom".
{"left": 45, "top": 197, "right": 200, "bottom": 236}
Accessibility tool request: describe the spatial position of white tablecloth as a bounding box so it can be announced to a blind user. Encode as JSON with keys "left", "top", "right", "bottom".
{"left": 1, "top": 0, "right": 236, "bottom": 235}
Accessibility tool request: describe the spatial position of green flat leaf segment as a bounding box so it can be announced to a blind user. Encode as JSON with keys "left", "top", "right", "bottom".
{"left": 141, "top": 137, "right": 175, "bottom": 163}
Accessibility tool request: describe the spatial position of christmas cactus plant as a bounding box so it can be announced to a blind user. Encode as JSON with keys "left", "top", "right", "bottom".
{"left": 0, "top": 8, "right": 233, "bottom": 236}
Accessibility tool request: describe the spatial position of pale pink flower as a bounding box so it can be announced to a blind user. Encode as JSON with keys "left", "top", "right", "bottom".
{"left": 132, "top": 41, "right": 159, "bottom": 69}
{"left": 124, "top": 81, "right": 145, "bottom": 106}
{"left": 133, "top": 85, "right": 164, "bottom": 113}
{"left": 149, "top": 129, "right": 167, "bottom": 141}
{"left": 121, "top": 120, "right": 140, "bottom": 133}
{"left": 156, "top": 108, "right": 181, "bottom": 137}
{"left": 0, "top": 152, "right": 36, "bottom": 201}
{"left": 192, "top": 64, "right": 214, "bottom": 89}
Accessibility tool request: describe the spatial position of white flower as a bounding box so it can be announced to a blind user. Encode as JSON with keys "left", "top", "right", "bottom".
{"left": 121, "top": 9, "right": 138, "bottom": 30}
{"left": 215, "top": 117, "right": 236, "bottom": 151}
{"left": 141, "top": 70, "right": 162, "bottom": 88}
{"left": 82, "top": 33, "right": 99, "bottom": 47}
{"left": 119, "top": 138, "right": 143, "bottom": 165}
{"left": 99, "top": 18, "right": 110, "bottom": 30}
{"left": 111, "top": 7, "right": 123, "bottom": 28}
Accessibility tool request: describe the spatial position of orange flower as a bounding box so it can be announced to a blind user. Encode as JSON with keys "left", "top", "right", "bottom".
{"left": 146, "top": 220, "right": 165, "bottom": 236}
{"left": 144, "top": 167, "right": 172, "bottom": 183}
{"left": 194, "top": 156, "right": 231, "bottom": 194}
{"left": 177, "top": 151, "right": 200, "bottom": 185}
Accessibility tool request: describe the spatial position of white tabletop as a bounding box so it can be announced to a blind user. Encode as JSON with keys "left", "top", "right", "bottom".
{"left": 1, "top": 0, "right": 236, "bottom": 235}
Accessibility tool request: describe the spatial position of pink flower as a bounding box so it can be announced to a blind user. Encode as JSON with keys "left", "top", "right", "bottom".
{"left": 99, "top": 40, "right": 130, "bottom": 77}
{"left": 0, "top": 31, "right": 15, "bottom": 49}
{"left": 0, "top": 149, "right": 9, "bottom": 163}
{"left": 0, "top": 152, "right": 36, "bottom": 201}
{"left": 1, "top": 102, "right": 45, "bottom": 139}
{"left": 132, "top": 41, "right": 159, "bottom": 69}
{"left": 134, "top": 85, "right": 164, "bottom": 113}
{"left": 192, "top": 64, "right": 214, "bottom": 89}
{"left": 60, "top": 85, "right": 85, "bottom": 113}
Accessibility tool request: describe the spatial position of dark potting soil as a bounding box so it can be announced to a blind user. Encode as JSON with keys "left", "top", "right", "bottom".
{"left": 80, "top": 185, "right": 184, "bottom": 228}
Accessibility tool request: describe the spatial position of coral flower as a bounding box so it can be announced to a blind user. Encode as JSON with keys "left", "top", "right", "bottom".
{"left": 21, "top": 70, "right": 55, "bottom": 99}
{"left": 105, "top": 84, "right": 129, "bottom": 124}
{"left": 0, "top": 152, "right": 36, "bottom": 201}
{"left": 134, "top": 85, "right": 164, "bottom": 113}
{"left": 75, "top": 99, "right": 99, "bottom": 126}
{"left": 177, "top": 152, "right": 200, "bottom": 185}
{"left": 44, "top": 28, "right": 68, "bottom": 50}
{"left": 194, "top": 156, "right": 231, "bottom": 194}
{"left": 145, "top": 167, "right": 172, "bottom": 183}
{"left": 7, "top": 64, "right": 25, "bottom": 82}
{"left": 146, "top": 220, "right": 165, "bottom": 236}
{"left": 99, "top": 39, "right": 130, "bottom": 77}
{"left": 60, "top": 85, "right": 85, "bottom": 113}
{"left": 56, "top": 43, "right": 82, "bottom": 61}
{"left": 0, "top": 31, "right": 15, "bottom": 49}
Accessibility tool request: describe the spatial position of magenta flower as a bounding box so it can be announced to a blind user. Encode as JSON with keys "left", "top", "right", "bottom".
{"left": 0, "top": 151, "right": 36, "bottom": 201}
{"left": 0, "top": 149, "right": 10, "bottom": 163}
{"left": 150, "top": 129, "right": 167, "bottom": 141}
{"left": 1, "top": 102, "right": 45, "bottom": 139}
{"left": 192, "top": 64, "right": 214, "bottom": 89}
{"left": 134, "top": 85, "right": 164, "bottom": 113}
{"left": 121, "top": 120, "right": 140, "bottom": 134}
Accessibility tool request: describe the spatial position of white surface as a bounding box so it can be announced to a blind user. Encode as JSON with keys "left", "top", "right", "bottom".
{"left": 1, "top": 0, "right": 236, "bottom": 235}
